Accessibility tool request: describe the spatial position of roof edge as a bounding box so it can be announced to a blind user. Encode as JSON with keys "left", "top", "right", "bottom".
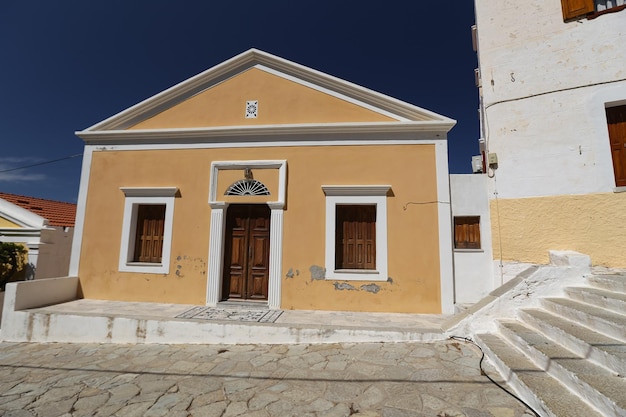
{"left": 0, "top": 199, "right": 47, "bottom": 229}
{"left": 82, "top": 49, "right": 456, "bottom": 132}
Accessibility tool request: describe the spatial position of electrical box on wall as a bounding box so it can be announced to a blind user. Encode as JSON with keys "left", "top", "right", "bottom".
{"left": 471, "top": 155, "right": 483, "bottom": 173}
{"left": 488, "top": 153, "right": 498, "bottom": 165}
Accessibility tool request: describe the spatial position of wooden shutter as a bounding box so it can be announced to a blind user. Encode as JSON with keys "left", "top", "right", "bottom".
{"left": 606, "top": 105, "right": 626, "bottom": 187}
{"left": 134, "top": 205, "right": 166, "bottom": 263}
{"left": 335, "top": 205, "right": 376, "bottom": 270}
{"left": 454, "top": 216, "right": 481, "bottom": 250}
{"left": 561, "top": 0, "right": 595, "bottom": 20}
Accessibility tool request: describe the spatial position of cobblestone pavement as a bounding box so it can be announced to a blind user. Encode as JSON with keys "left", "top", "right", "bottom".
{"left": 0, "top": 340, "right": 534, "bottom": 417}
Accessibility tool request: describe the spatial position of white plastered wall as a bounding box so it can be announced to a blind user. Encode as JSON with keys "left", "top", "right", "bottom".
{"left": 474, "top": 0, "right": 626, "bottom": 198}
{"left": 450, "top": 174, "right": 494, "bottom": 304}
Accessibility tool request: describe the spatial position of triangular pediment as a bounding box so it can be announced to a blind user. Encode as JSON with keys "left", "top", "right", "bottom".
{"left": 0, "top": 197, "right": 46, "bottom": 229}
{"left": 128, "top": 67, "right": 397, "bottom": 129}
{"left": 77, "top": 49, "right": 455, "bottom": 142}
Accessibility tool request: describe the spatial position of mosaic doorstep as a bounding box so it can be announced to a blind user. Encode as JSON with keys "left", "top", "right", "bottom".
{"left": 176, "top": 306, "right": 283, "bottom": 323}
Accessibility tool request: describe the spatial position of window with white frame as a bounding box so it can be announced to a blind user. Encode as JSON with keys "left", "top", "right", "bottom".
{"left": 561, "top": 0, "right": 625, "bottom": 21}
{"left": 322, "top": 185, "right": 390, "bottom": 281}
{"left": 453, "top": 216, "right": 481, "bottom": 250}
{"left": 119, "top": 187, "right": 177, "bottom": 274}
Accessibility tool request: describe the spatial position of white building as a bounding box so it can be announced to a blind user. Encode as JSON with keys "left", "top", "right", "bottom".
{"left": 473, "top": 0, "right": 626, "bottom": 268}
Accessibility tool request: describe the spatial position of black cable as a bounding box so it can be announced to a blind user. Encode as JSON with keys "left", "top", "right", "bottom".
{"left": 0, "top": 154, "right": 83, "bottom": 174}
{"left": 449, "top": 336, "right": 541, "bottom": 417}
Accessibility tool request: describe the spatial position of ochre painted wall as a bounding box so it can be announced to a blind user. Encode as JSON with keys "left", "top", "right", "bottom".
{"left": 79, "top": 144, "right": 442, "bottom": 313}
{"left": 129, "top": 68, "right": 395, "bottom": 129}
{"left": 0, "top": 217, "right": 20, "bottom": 228}
{"left": 490, "top": 193, "right": 626, "bottom": 267}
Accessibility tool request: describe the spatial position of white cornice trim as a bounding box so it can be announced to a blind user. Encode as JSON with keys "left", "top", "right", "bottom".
{"left": 0, "top": 228, "right": 42, "bottom": 237}
{"left": 80, "top": 49, "right": 456, "bottom": 132}
{"left": 77, "top": 121, "right": 455, "bottom": 144}
{"left": 322, "top": 185, "right": 392, "bottom": 196}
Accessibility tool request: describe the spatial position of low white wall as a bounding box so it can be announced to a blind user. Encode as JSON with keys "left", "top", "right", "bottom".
{"left": 0, "top": 276, "right": 78, "bottom": 341}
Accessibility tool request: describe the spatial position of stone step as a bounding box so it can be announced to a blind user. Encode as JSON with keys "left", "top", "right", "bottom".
{"left": 588, "top": 274, "right": 626, "bottom": 293}
{"left": 565, "top": 286, "right": 626, "bottom": 313}
{"left": 519, "top": 308, "right": 626, "bottom": 376}
{"left": 498, "top": 320, "right": 626, "bottom": 416}
{"left": 475, "top": 333, "right": 604, "bottom": 417}
{"left": 540, "top": 297, "right": 626, "bottom": 342}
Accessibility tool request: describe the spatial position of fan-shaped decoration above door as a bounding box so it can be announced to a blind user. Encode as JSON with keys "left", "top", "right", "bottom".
{"left": 224, "top": 168, "right": 270, "bottom": 196}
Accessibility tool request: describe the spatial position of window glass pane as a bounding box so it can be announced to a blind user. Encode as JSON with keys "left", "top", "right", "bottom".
{"left": 595, "top": 0, "right": 625, "bottom": 11}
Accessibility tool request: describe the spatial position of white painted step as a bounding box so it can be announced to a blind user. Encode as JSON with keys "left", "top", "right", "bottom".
{"left": 519, "top": 308, "right": 626, "bottom": 376}
{"left": 498, "top": 320, "right": 626, "bottom": 416}
{"left": 565, "top": 286, "right": 626, "bottom": 312}
{"left": 588, "top": 274, "right": 626, "bottom": 293}
{"left": 540, "top": 298, "right": 626, "bottom": 342}
{"left": 475, "top": 333, "right": 604, "bottom": 417}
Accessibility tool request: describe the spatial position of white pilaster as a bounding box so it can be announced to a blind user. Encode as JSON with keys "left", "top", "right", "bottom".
{"left": 267, "top": 203, "right": 284, "bottom": 309}
{"left": 435, "top": 140, "right": 455, "bottom": 314}
{"left": 206, "top": 202, "right": 227, "bottom": 306}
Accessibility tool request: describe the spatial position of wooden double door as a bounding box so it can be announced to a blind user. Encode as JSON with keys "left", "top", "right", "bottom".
{"left": 222, "top": 204, "right": 271, "bottom": 301}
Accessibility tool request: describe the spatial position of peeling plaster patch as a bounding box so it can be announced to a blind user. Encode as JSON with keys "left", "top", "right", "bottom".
{"left": 286, "top": 268, "right": 294, "bottom": 279}
{"left": 173, "top": 256, "right": 206, "bottom": 279}
{"left": 309, "top": 265, "right": 326, "bottom": 280}
{"left": 333, "top": 282, "right": 357, "bottom": 291}
{"left": 387, "top": 277, "right": 394, "bottom": 284}
{"left": 296, "top": 269, "right": 300, "bottom": 276}
{"left": 360, "top": 284, "right": 381, "bottom": 294}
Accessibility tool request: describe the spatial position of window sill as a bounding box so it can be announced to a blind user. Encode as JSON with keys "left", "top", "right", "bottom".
{"left": 327, "top": 269, "right": 386, "bottom": 281}
{"left": 120, "top": 262, "right": 167, "bottom": 274}
{"left": 454, "top": 249, "right": 484, "bottom": 253}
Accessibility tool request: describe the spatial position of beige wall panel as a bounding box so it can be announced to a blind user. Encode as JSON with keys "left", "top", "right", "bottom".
{"left": 37, "top": 227, "right": 74, "bottom": 279}
{"left": 129, "top": 68, "right": 395, "bottom": 129}
{"left": 80, "top": 144, "right": 442, "bottom": 312}
{"left": 490, "top": 193, "right": 626, "bottom": 267}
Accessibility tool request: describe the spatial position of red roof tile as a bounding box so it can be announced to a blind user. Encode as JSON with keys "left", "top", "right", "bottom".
{"left": 0, "top": 192, "right": 76, "bottom": 227}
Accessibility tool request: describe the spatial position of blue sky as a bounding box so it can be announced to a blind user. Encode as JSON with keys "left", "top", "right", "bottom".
{"left": 0, "top": 1, "right": 478, "bottom": 203}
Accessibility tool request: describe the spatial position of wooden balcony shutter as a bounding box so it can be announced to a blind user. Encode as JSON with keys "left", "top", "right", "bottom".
{"left": 606, "top": 105, "right": 626, "bottom": 187}
{"left": 454, "top": 216, "right": 481, "bottom": 249}
{"left": 335, "top": 205, "right": 376, "bottom": 270}
{"left": 134, "top": 204, "right": 166, "bottom": 263}
{"left": 561, "top": 0, "right": 595, "bottom": 20}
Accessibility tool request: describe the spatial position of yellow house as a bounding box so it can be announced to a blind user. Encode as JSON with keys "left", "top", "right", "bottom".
{"left": 71, "top": 49, "right": 457, "bottom": 314}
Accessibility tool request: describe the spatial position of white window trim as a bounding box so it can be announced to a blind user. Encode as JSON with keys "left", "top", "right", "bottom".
{"left": 322, "top": 185, "right": 390, "bottom": 282}
{"left": 118, "top": 187, "right": 177, "bottom": 274}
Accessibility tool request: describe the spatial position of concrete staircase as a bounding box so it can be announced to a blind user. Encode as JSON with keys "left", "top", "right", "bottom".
{"left": 475, "top": 273, "right": 626, "bottom": 417}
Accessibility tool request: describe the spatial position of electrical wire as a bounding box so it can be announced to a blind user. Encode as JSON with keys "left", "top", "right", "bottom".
{"left": 0, "top": 154, "right": 83, "bottom": 174}
{"left": 449, "top": 336, "right": 541, "bottom": 417}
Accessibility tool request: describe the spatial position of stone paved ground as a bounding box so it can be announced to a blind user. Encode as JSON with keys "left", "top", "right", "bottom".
{"left": 0, "top": 340, "right": 534, "bottom": 417}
